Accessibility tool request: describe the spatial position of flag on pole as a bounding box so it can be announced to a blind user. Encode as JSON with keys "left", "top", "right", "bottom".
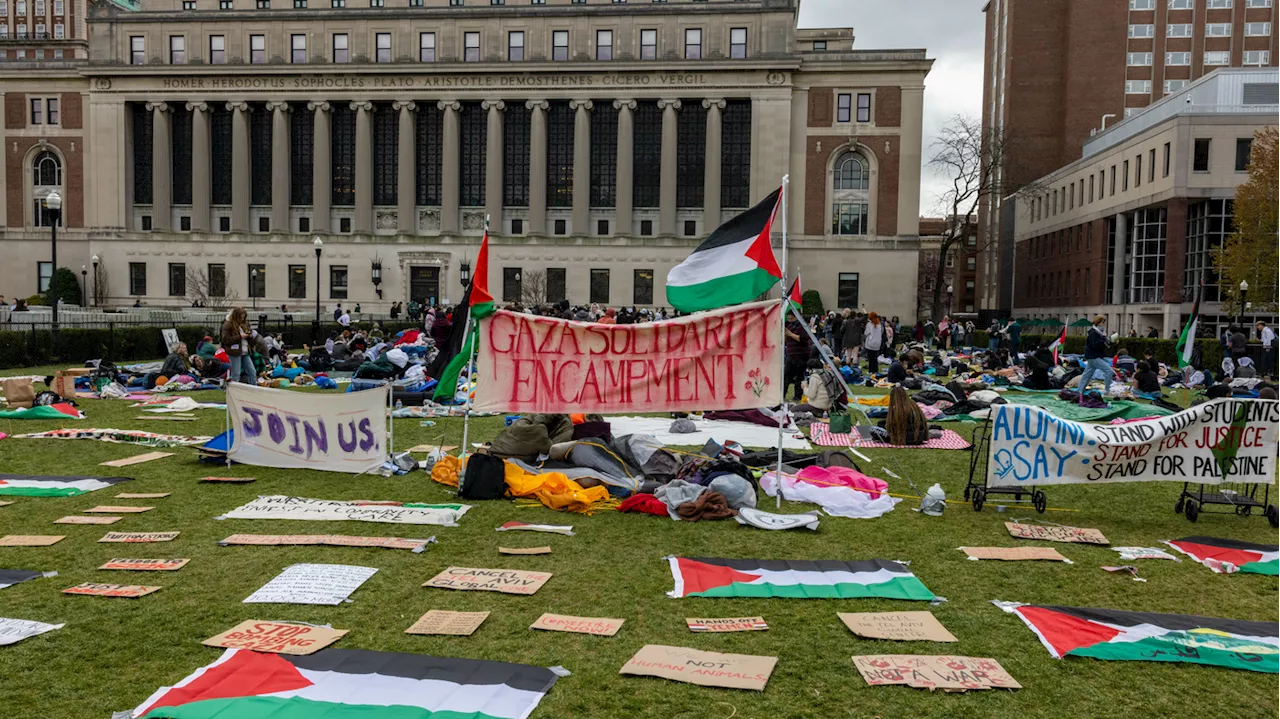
{"left": 1049, "top": 325, "right": 1067, "bottom": 364}
{"left": 1175, "top": 281, "right": 1202, "bottom": 369}
{"left": 431, "top": 220, "right": 495, "bottom": 401}
{"left": 787, "top": 275, "right": 802, "bottom": 312}
{"left": 666, "top": 187, "right": 784, "bottom": 312}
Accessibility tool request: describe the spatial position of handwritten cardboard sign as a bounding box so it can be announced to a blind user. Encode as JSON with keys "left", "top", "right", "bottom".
{"left": 852, "top": 655, "right": 1021, "bottom": 692}
{"left": 85, "top": 506, "right": 154, "bottom": 514}
{"left": 838, "top": 612, "right": 958, "bottom": 643}
{"left": 1005, "top": 522, "right": 1109, "bottom": 545}
{"left": 531, "top": 613, "right": 625, "bottom": 637}
{"left": 686, "top": 617, "right": 769, "bottom": 633}
{"left": 405, "top": 610, "right": 491, "bottom": 636}
{"left": 203, "top": 621, "right": 348, "bottom": 655}
{"left": 62, "top": 582, "right": 161, "bottom": 598}
{"left": 219, "top": 534, "right": 432, "bottom": 552}
{"left": 99, "top": 558, "right": 190, "bottom": 571}
{"left": 54, "top": 515, "right": 122, "bottom": 525}
{"left": 620, "top": 644, "right": 778, "bottom": 691}
{"left": 0, "top": 617, "right": 64, "bottom": 645}
{"left": 100, "top": 452, "right": 173, "bottom": 467}
{"left": 0, "top": 535, "right": 65, "bottom": 546}
{"left": 499, "top": 546, "right": 552, "bottom": 555}
{"left": 116, "top": 493, "right": 171, "bottom": 499}
{"left": 199, "top": 476, "right": 257, "bottom": 483}
{"left": 226, "top": 383, "right": 389, "bottom": 474}
{"left": 961, "top": 546, "right": 1071, "bottom": 562}
{"left": 98, "top": 531, "right": 180, "bottom": 543}
{"left": 423, "top": 566, "right": 552, "bottom": 595}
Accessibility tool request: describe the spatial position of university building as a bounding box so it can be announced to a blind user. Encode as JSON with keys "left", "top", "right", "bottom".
{"left": 1009, "top": 68, "right": 1278, "bottom": 337}
{"left": 0, "top": 0, "right": 932, "bottom": 319}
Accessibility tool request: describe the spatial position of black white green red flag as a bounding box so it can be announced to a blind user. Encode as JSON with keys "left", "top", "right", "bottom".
{"left": 996, "top": 601, "right": 1278, "bottom": 673}
{"left": 132, "top": 647, "right": 559, "bottom": 719}
{"left": 666, "top": 187, "right": 783, "bottom": 312}
{"left": 1049, "top": 325, "right": 1067, "bottom": 364}
{"left": 1175, "top": 281, "right": 1202, "bottom": 368}
{"left": 787, "top": 276, "right": 802, "bottom": 312}
{"left": 1164, "top": 536, "right": 1279, "bottom": 576}
{"left": 0, "top": 473, "right": 132, "bottom": 497}
{"left": 666, "top": 557, "right": 934, "bottom": 600}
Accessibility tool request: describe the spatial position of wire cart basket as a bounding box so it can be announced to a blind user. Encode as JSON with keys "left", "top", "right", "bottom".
{"left": 964, "top": 417, "right": 1047, "bottom": 513}
{"left": 1175, "top": 482, "right": 1278, "bottom": 527}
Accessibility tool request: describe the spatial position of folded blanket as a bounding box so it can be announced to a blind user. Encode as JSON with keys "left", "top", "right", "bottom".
{"left": 675, "top": 491, "right": 737, "bottom": 522}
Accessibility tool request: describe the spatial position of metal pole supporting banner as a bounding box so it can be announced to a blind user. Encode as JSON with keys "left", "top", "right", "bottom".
{"left": 776, "top": 175, "right": 789, "bottom": 509}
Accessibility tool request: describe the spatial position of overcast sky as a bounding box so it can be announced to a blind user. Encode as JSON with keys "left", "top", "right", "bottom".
{"left": 797, "top": 0, "right": 987, "bottom": 216}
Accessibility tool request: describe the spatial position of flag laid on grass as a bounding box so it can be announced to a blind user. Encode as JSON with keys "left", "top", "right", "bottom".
{"left": 1164, "top": 536, "right": 1279, "bottom": 576}
{"left": 666, "top": 187, "right": 783, "bottom": 312}
{"left": 996, "top": 602, "right": 1279, "bottom": 673}
{"left": 1175, "top": 282, "right": 1202, "bottom": 368}
{"left": 431, "top": 221, "right": 496, "bottom": 401}
{"left": 0, "top": 403, "right": 85, "bottom": 420}
{"left": 0, "top": 474, "right": 132, "bottom": 497}
{"left": 133, "top": 647, "right": 559, "bottom": 719}
{"left": 1049, "top": 325, "right": 1067, "bottom": 364}
{"left": 0, "top": 569, "right": 52, "bottom": 590}
{"left": 666, "top": 557, "right": 934, "bottom": 600}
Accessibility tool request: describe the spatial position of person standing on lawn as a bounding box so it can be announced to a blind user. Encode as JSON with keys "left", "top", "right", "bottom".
{"left": 220, "top": 307, "right": 257, "bottom": 384}
{"left": 1258, "top": 321, "right": 1275, "bottom": 377}
{"left": 1075, "top": 315, "right": 1114, "bottom": 403}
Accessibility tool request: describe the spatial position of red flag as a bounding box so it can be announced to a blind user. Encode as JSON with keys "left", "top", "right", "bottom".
{"left": 470, "top": 223, "right": 493, "bottom": 307}
{"left": 787, "top": 276, "right": 802, "bottom": 309}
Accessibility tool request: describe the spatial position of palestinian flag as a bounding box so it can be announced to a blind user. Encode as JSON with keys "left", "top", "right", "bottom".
{"left": 666, "top": 557, "right": 934, "bottom": 601}
{"left": 787, "top": 276, "right": 802, "bottom": 312}
{"left": 666, "top": 187, "right": 783, "bottom": 312}
{"left": 1164, "top": 536, "right": 1279, "bottom": 576}
{"left": 0, "top": 403, "right": 85, "bottom": 420}
{"left": 1049, "top": 325, "right": 1066, "bottom": 364}
{"left": 0, "top": 569, "right": 52, "bottom": 590}
{"left": 431, "top": 221, "right": 496, "bottom": 401}
{"left": 997, "top": 602, "right": 1279, "bottom": 673}
{"left": 133, "top": 647, "right": 559, "bottom": 719}
{"left": 0, "top": 473, "right": 132, "bottom": 497}
{"left": 1175, "top": 282, "right": 1202, "bottom": 368}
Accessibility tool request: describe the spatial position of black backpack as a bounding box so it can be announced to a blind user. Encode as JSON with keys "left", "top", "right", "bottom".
{"left": 459, "top": 453, "right": 507, "bottom": 500}
{"left": 308, "top": 347, "right": 333, "bottom": 372}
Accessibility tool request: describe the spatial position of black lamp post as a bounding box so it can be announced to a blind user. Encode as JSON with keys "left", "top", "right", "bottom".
{"left": 1238, "top": 279, "right": 1249, "bottom": 331}
{"left": 80, "top": 265, "right": 87, "bottom": 306}
{"left": 371, "top": 258, "right": 383, "bottom": 300}
{"left": 312, "top": 237, "right": 323, "bottom": 344}
{"left": 251, "top": 269, "right": 259, "bottom": 311}
{"left": 91, "top": 255, "right": 99, "bottom": 307}
{"left": 460, "top": 260, "right": 471, "bottom": 288}
{"left": 44, "top": 191, "right": 62, "bottom": 329}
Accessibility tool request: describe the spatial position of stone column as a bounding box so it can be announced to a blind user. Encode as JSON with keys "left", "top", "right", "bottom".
{"left": 227, "top": 101, "right": 251, "bottom": 232}
{"left": 351, "top": 101, "right": 374, "bottom": 234}
{"left": 569, "top": 99, "right": 593, "bottom": 235}
{"left": 897, "top": 86, "right": 925, "bottom": 237}
{"left": 186, "top": 101, "right": 211, "bottom": 232}
{"left": 482, "top": 99, "right": 505, "bottom": 230}
{"left": 526, "top": 100, "right": 548, "bottom": 235}
{"left": 266, "top": 101, "right": 291, "bottom": 233}
{"left": 438, "top": 100, "right": 461, "bottom": 234}
{"left": 393, "top": 100, "right": 416, "bottom": 234}
{"left": 657, "top": 98, "right": 681, "bottom": 236}
{"left": 1111, "top": 212, "right": 1127, "bottom": 306}
{"left": 308, "top": 101, "right": 331, "bottom": 233}
{"left": 146, "top": 101, "right": 171, "bottom": 230}
{"left": 702, "top": 98, "right": 725, "bottom": 231}
{"left": 613, "top": 99, "right": 635, "bottom": 235}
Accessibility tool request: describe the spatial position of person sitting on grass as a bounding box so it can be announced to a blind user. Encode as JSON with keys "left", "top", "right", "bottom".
{"left": 190, "top": 354, "right": 227, "bottom": 380}
{"left": 1022, "top": 344, "right": 1055, "bottom": 390}
{"left": 1133, "top": 360, "right": 1162, "bottom": 395}
{"left": 885, "top": 353, "right": 911, "bottom": 385}
{"left": 143, "top": 342, "right": 190, "bottom": 389}
{"left": 881, "top": 386, "right": 930, "bottom": 446}
{"left": 793, "top": 358, "right": 847, "bottom": 416}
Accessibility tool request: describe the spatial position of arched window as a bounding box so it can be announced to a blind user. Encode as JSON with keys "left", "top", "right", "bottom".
{"left": 833, "top": 151, "right": 868, "bottom": 190}
{"left": 831, "top": 149, "right": 870, "bottom": 236}
{"left": 31, "top": 150, "right": 62, "bottom": 228}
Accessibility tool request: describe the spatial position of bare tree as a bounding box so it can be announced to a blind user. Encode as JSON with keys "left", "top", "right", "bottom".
{"left": 185, "top": 267, "right": 240, "bottom": 308}
{"left": 927, "top": 115, "right": 1044, "bottom": 321}
{"left": 520, "top": 269, "right": 547, "bottom": 308}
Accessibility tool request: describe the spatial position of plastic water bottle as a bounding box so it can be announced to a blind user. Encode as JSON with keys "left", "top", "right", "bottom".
{"left": 394, "top": 399, "right": 403, "bottom": 411}
{"left": 920, "top": 484, "right": 946, "bottom": 516}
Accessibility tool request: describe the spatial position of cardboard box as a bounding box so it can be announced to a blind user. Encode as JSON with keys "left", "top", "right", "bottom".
{"left": 52, "top": 367, "right": 92, "bottom": 398}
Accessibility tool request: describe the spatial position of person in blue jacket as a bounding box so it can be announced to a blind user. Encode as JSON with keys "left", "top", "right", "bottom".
{"left": 1074, "top": 315, "right": 1115, "bottom": 403}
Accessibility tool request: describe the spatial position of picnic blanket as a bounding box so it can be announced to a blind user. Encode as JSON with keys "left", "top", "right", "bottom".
{"left": 809, "top": 421, "right": 972, "bottom": 450}
{"left": 605, "top": 415, "right": 811, "bottom": 450}
{"left": 1003, "top": 394, "right": 1175, "bottom": 422}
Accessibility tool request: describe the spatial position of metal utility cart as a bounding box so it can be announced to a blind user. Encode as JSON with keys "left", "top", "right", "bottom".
{"left": 1175, "top": 482, "right": 1278, "bottom": 527}
{"left": 964, "top": 418, "right": 1047, "bottom": 513}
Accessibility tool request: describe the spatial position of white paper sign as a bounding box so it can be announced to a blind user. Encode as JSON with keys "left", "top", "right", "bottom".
{"left": 243, "top": 563, "right": 378, "bottom": 606}
{"left": 219, "top": 496, "right": 470, "bottom": 526}
{"left": 226, "top": 383, "right": 389, "bottom": 474}
{"left": 161, "top": 329, "right": 181, "bottom": 353}
{"left": 0, "top": 617, "right": 64, "bottom": 645}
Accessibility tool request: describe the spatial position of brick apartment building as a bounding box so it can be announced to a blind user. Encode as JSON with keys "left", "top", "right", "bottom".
{"left": 916, "top": 215, "right": 979, "bottom": 320}
{"left": 978, "top": 0, "right": 1278, "bottom": 315}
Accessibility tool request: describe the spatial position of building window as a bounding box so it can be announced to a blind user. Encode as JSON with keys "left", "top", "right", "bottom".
{"left": 168, "top": 263, "right": 186, "bottom": 297}
{"left": 169, "top": 36, "right": 185, "bottom": 64}
{"left": 1148, "top": 148, "right": 1155, "bottom": 182}
{"left": 328, "top": 265, "right": 348, "bottom": 299}
{"left": 833, "top": 203, "right": 868, "bottom": 235}
{"left": 29, "top": 98, "right": 42, "bottom": 124}
{"left": 373, "top": 104, "right": 397, "bottom": 205}
{"left": 639, "top": 219, "right": 653, "bottom": 235}
{"left": 836, "top": 93, "right": 851, "bottom": 123}
{"left": 376, "top": 32, "right": 391, "bottom": 63}
{"left": 1125, "top": 80, "right": 1151, "bottom": 94}
{"left": 32, "top": 150, "right": 62, "bottom": 227}
{"left": 1165, "top": 52, "right": 1190, "bottom": 66}
{"left": 967, "top": 256, "right": 976, "bottom": 271}
{"left": 676, "top": 102, "right": 707, "bottom": 207}
{"left": 250, "top": 34, "right": 266, "bottom": 64}
{"left": 287, "top": 265, "right": 307, "bottom": 299}
{"left": 1128, "top": 24, "right": 1154, "bottom": 38}
{"left": 331, "top": 105, "right": 355, "bottom": 206}
{"left": 415, "top": 104, "right": 443, "bottom": 205}
{"left": 130, "top": 36, "right": 145, "bottom": 64}
{"left": 834, "top": 150, "right": 869, "bottom": 190}
{"left": 837, "top": 273, "right": 859, "bottom": 308}
{"left": 460, "top": 103, "right": 487, "bottom": 206}
{"left": 503, "top": 103, "right": 530, "bottom": 207}
{"left": 257, "top": 0, "right": 270, "bottom": 7}
{"left": 508, "top": 31, "right": 524, "bottom": 61}
{"left": 219, "top": 0, "right": 231, "bottom": 7}
{"left": 511, "top": 219, "right": 524, "bottom": 234}
{"left": 547, "top": 102, "right": 574, "bottom": 207}
{"left": 554, "top": 219, "right": 567, "bottom": 235}
{"left": 1088, "top": 174, "right": 1094, "bottom": 202}
{"left": 1243, "top": 50, "right": 1271, "bottom": 65}
{"left": 54, "top": 0, "right": 63, "bottom": 13}
{"left": 813, "top": 40, "right": 827, "bottom": 50}
{"left": 1129, "top": 208, "right": 1167, "bottom": 304}
{"left": 552, "top": 30, "right": 569, "bottom": 61}
{"left": 53, "top": 23, "right": 63, "bottom": 38}
{"left": 420, "top": 32, "right": 435, "bottom": 62}
{"left": 1204, "top": 51, "right": 1230, "bottom": 66}
{"left": 640, "top": 29, "right": 656, "bottom": 59}
{"left": 684, "top": 28, "right": 701, "bottom": 59}
{"left": 291, "top": 104, "right": 314, "bottom": 205}
{"left": 1129, "top": 0, "right": 1153, "bottom": 8}
{"left": 1169, "top": 0, "right": 1192, "bottom": 7}
{"left": 291, "top": 34, "right": 306, "bottom": 63}
{"left": 729, "top": 27, "right": 746, "bottom": 58}
{"left": 1193, "top": 138, "right": 1210, "bottom": 171}
{"left": 633, "top": 269, "right": 653, "bottom": 305}
{"left": 204, "top": 264, "right": 225, "bottom": 297}
{"left": 1204, "top": 23, "right": 1232, "bottom": 37}
{"left": 1122, "top": 159, "right": 1129, "bottom": 190}
{"left": 856, "top": 93, "right": 871, "bottom": 123}
{"left": 596, "top": 219, "right": 609, "bottom": 235}
{"left": 331, "top": 0, "right": 344, "bottom": 6}
{"left": 502, "top": 268, "right": 521, "bottom": 302}
{"left": 1109, "top": 165, "right": 1116, "bottom": 195}
{"left": 1164, "top": 79, "right": 1188, "bottom": 94}
{"left": 1246, "top": 0, "right": 1273, "bottom": 7}
{"left": 683, "top": 220, "right": 697, "bottom": 236}
{"left": 370, "top": 0, "right": 383, "bottom": 5}
{"left": 333, "top": 33, "right": 349, "bottom": 63}
{"left": 633, "top": 102, "right": 661, "bottom": 208}
{"left": 1161, "top": 142, "right": 1171, "bottom": 177}
{"left": 546, "top": 268, "right": 566, "bottom": 302}
{"left": 1235, "top": 138, "right": 1253, "bottom": 171}
{"left": 464, "top": 32, "right": 480, "bottom": 62}
{"left": 1207, "top": 0, "right": 1233, "bottom": 7}
{"left": 596, "top": 29, "right": 612, "bottom": 60}
{"left": 1135, "top": 154, "right": 1142, "bottom": 187}
{"left": 209, "top": 35, "right": 226, "bottom": 64}
{"left": 410, "top": 0, "right": 423, "bottom": 5}
{"left": 294, "top": 0, "right": 306, "bottom": 6}
{"left": 1166, "top": 23, "right": 1192, "bottom": 38}
{"left": 721, "top": 100, "right": 751, "bottom": 208}
{"left": 590, "top": 105, "right": 617, "bottom": 208}
{"left": 129, "top": 263, "right": 147, "bottom": 296}
{"left": 1127, "top": 52, "right": 1152, "bottom": 66}
{"left": 46, "top": 98, "right": 59, "bottom": 125}
{"left": 590, "top": 269, "right": 609, "bottom": 304}
{"left": 1183, "top": 199, "right": 1231, "bottom": 301}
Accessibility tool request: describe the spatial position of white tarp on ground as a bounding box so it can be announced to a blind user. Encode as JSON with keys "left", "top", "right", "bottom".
{"left": 226, "top": 383, "right": 389, "bottom": 474}
{"left": 218, "top": 496, "right": 471, "bottom": 527}
{"left": 604, "top": 415, "right": 811, "bottom": 450}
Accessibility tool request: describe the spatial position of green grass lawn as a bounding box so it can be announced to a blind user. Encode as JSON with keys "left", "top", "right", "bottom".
{"left": 0, "top": 387, "right": 1276, "bottom": 718}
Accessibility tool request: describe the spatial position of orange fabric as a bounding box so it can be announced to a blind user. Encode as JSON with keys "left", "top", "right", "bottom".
{"left": 503, "top": 461, "right": 613, "bottom": 514}
{"left": 570, "top": 413, "right": 587, "bottom": 425}
{"left": 430, "top": 455, "right": 461, "bottom": 487}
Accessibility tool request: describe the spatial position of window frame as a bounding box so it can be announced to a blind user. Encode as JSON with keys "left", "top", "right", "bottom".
{"left": 329, "top": 265, "right": 348, "bottom": 300}
{"left": 1127, "top": 51, "right": 1153, "bottom": 66}
{"left": 835, "top": 93, "right": 851, "bottom": 123}
{"left": 595, "top": 29, "right": 612, "bottom": 61}
{"left": 333, "top": 33, "right": 349, "bottom": 63}
{"left": 290, "top": 33, "right": 307, "bottom": 64}
{"left": 209, "top": 34, "right": 226, "bottom": 64}
{"left": 729, "top": 27, "right": 746, "bottom": 58}
{"left": 375, "top": 32, "right": 392, "bottom": 63}
{"left": 29, "top": 97, "right": 42, "bottom": 125}
{"left": 856, "top": 92, "right": 872, "bottom": 123}
{"left": 128, "top": 262, "right": 147, "bottom": 296}
{"left": 169, "top": 34, "right": 185, "bottom": 64}
{"left": 1165, "top": 51, "right": 1191, "bottom": 66}
{"left": 552, "top": 30, "right": 569, "bottom": 61}
{"left": 288, "top": 265, "right": 307, "bottom": 299}
{"left": 508, "top": 30, "right": 525, "bottom": 61}
{"left": 130, "top": 35, "right": 145, "bottom": 65}
{"left": 168, "top": 263, "right": 187, "bottom": 297}
{"left": 1235, "top": 138, "right": 1253, "bottom": 172}
{"left": 640, "top": 28, "right": 656, "bottom": 59}
{"left": 464, "top": 31, "right": 480, "bottom": 62}
{"left": 1193, "top": 138, "right": 1210, "bottom": 172}
{"left": 249, "top": 34, "right": 266, "bottom": 64}
{"left": 684, "top": 28, "right": 702, "bottom": 59}
{"left": 419, "top": 32, "right": 436, "bottom": 62}
{"left": 1203, "top": 50, "right": 1230, "bottom": 66}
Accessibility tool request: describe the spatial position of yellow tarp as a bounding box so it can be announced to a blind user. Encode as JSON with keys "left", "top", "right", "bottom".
{"left": 503, "top": 461, "right": 616, "bottom": 514}
{"left": 430, "top": 455, "right": 461, "bottom": 487}
{"left": 856, "top": 394, "right": 892, "bottom": 407}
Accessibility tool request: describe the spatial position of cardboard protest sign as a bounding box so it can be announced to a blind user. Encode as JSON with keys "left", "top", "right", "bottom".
{"left": 99, "top": 558, "right": 190, "bottom": 571}
{"left": 63, "top": 582, "right": 161, "bottom": 598}
{"left": 499, "top": 546, "right": 552, "bottom": 555}
{"left": 0, "top": 501, "right": 16, "bottom": 507}
{"left": 226, "top": 383, "right": 389, "bottom": 474}
{"left": 199, "top": 476, "right": 257, "bottom": 483}
{"left": 961, "top": 547, "right": 1071, "bottom": 562}
{"left": 243, "top": 563, "right": 378, "bottom": 605}
{"left": 203, "top": 621, "right": 347, "bottom": 655}
{"left": 0, "top": 617, "right": 64, "bottom": 645}
{"left": 116, "top": 493, "right": 171, "bottom": 499}
{"left": 686, "top": 617, "right": 769, "bottom": 633}
{"left": 405, "top": 610, "right": 490, "bottom": 636}
{"left": 620, "top": 645, "right": 777, "bottom": 691}
{"left": 161, "top": 328, "right": 181, "bottom": 352}
{"left": 838, "top": 612, "right": 958, "bottom": 643}
{"left": 0, "top": 535, "right": 65, "bottom": 546}
{"left": 407, "top": 445, "right": 458, "bottom": 453}
{"left": 219, "top": 534, "right": 433, "bottom": 552}
{"left": 219, "top": 496, "right": 470, "bottom": 527}
{"left": 54, "top": 515, "right": 122, "bottom": 525}
{"left": 495, "top": 521, "right": 573, "bottom": 535}
{"left": 98, "top": 531, "right": 180, "bottom": 543}
{"left": 423, "top": 566, "right": 552, "bottom": 595}
{"left": 852, "top": 655, "right": 1021, "bottom": 692}
{"left": 101, "top": 452, "right": 173, "bottom": 467}
{"left": 1005, "top": 522, "right": 1109, "bottom": 545}
{"left": 988, "top": 399, "right": 1278, "bottom": 487}
{"left": 85, "top": 506, "right": 154, "bottom": 514}
{"left": 531, "top": 613, "right": 625, "bottom": 637}
{"left": 475, "top": 300, "right": 784, "bottom": 414}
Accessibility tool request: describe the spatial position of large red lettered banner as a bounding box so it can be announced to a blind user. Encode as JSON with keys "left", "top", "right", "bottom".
{"left": 474, "top": 300, "right": 783, "bottom": 413}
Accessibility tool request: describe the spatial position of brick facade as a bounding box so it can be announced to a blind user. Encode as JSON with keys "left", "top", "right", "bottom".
{"left": 6, "top": 137, "right": 83, "bottom": 228}
{"left": 802, "top": 134, "right": 900, "bottom": 238}
{"left": 874, "top": 87, "right": 900, "bottom": 127}
{"left": 61, "top": 92, "right": 83, "bottom": 130}
{"left": 5, "top": 93, "right": 25, "bottom": 130}
{"left": 808, "top": 88, "right": 833, "bottom": 128}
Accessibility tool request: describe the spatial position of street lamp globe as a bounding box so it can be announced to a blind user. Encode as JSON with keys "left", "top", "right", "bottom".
{"left": 1240, "top": 280, "right": 1249, "bottom": 292}
{"left": 44, "top": 191, "right": 62, "bottom": 212}
{"left": 313, "top": 236, "right": 324, "bottom": 254}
